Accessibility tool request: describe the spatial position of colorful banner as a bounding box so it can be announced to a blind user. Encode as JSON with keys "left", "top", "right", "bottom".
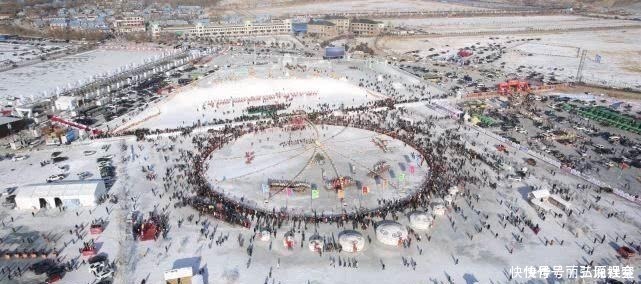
{"left": 311, "top": 188, "right": 320, "bottom": 199}
{"left": 362, "top": 186, "right": 369, "bottom": 195}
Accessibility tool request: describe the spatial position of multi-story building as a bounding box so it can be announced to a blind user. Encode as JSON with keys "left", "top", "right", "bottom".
{"left": 152, "top": 19, "right": 292, "bottom": 38}
{"left": 114, "top": 16, "right": 146, "bottom": 33}
{"left": 326, "top": 16, "right": 350, "bottom": 32}
{"left": 307, "top": 17, "right": 386, "bottom": 37}
{"left": 349, "top": 18, "right": 385, "bottom": 36}
{"left": 306, "top": 19, "right": 338, "bottom": 38}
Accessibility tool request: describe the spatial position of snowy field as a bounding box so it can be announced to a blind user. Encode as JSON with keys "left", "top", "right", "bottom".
{"left": 214, "top": 0, "right": 483, "bottom": 17}
{"left": 114, "top": 107, "right": 641, "bottom": 283}
{"left": 1, "top": 42, "right": 640, "bottom": 284}
{"left": 207, "top": 125, "right": 428, "bottom": 214}
{"left": 126, "top": 77, "right": 384, "bottom": 130}
{"left": 0, "top": 97, "right": 639, "bottom": 284}
{"left": 377, "top": 27, "right": 641, "bottom": 90}
{"left": 500, "top": 29, "right": 641, "bottom": 89}
{"left": 512, "top": 42, "right": 579, "bottom": 58}
{"left": 0, "top": 48, "right": 165, "bottom": 101}
{"left": 385, "top": 15, "right": 636, "bottom": 33}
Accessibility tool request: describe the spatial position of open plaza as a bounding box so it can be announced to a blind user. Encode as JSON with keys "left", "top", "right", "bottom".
{"left": 0, "top": 1, "right": 640, "bottom": 283}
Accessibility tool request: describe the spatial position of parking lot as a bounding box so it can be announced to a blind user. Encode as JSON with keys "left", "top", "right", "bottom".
{"left": 464, "top": 93, "right": 641, "bottom": 195}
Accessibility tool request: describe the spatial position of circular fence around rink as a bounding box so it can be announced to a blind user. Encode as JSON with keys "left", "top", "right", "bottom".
{"left": 189, "top": 116, "right": 442, "bottom": 225}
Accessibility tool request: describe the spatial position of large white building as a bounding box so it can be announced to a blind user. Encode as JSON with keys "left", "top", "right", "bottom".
{"left": 114, "top": 16, "right": 146, "bottom": 33}
{"left": 152, "top": 19, "right": 292, "bottom": 39}
{"left": 54, "top": 96, "right": 79, "bottom": 111}
{"left": 14, "top": 179, "right": 106, "bottom": 210}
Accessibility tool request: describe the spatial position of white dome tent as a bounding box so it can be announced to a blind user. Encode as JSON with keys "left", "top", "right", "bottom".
{"left": 308, "top": 235, "right": 324, "bottom": 252}
{"left": 432, "top": 200, "right": 446, "bottom": 216}
{"left": 409, "top": 211, "right": 434, "bottom": 230}
{"left": 283, "top": 232, "right": 295, "bottom": 249}
{"left": 448, "top": 185, "right": 459, "bottom": 196}
{"left": 258, "top": 230, "right": 271, "bottom": 241}
{"left": 338, "top": 230, "right": 365, "bottom": 253}
{"left": 375, "top": 220, "right": 408, "bottom": 246}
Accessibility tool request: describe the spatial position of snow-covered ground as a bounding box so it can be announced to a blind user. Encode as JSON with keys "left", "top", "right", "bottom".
{"left": 1, "top": 39, "right": 640, "bottom": 284}
{"left": 377, "top": 27, "right": 641, "bottom": 90}
{"left": 124, "top": 77, "right": 384, "bottom": 130}
{"left": 0, "top": 48, "right": 166, "bottom": 101}
{"left": 499, "top": 29, "right": 641, "bottom": 89}
{"left": 385, "top": 15, "right": 636, "bottom": 33}
{"left": 214, "top": 0, "right": 483, "bottom": 16}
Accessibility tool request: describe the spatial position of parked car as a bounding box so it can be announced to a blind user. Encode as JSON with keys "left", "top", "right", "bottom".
{"left": 46, "top": 174, "right": 67, "bottom": 183}
{"left": 12, "top": 155, "right": 28, "bottom": 161}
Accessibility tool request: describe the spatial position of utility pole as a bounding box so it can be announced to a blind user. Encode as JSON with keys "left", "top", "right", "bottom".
{"left": 576, "top": 49, "right": 587, "bottom": 84}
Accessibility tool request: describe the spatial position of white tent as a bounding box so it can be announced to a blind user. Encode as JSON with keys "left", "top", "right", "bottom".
{"left": 308, "top": 235, "right": 324, "bottom": 252}
{"left": 283, "top": 232, "right": 295, "bottom": 248}
{"left": 54, "top": 96, "right": 79, "bottom": 111}
{"left": 409, "top": 211, "right": 433, "bottom": 230}
{"left": 338, "top": 230, "right": 365, "bottom": 252}
{"left": 432, "top": 200, "right": 446, "bottom": 216}
{"left": 448, "top": 186, "right": 459, "bottom": 196}
{"left": 375, "top": 220, "right": 408, "bottom": 246}
{"left": 164, "top": 267, "right": 199, "bottom": 284}
{"left": 14, "top": 179, "right": 106, "bottom": 210}
{"left": 258, "top": 230, "right": 271, "bottom": 241}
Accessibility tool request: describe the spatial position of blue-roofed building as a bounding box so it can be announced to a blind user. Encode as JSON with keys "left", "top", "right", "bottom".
{"left": 292, "top": 22, "right": 307, "bottom": 34}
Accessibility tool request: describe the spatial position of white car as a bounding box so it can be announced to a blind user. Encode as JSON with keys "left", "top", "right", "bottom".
{"left": 95, "top": 269, "right": 114, "bottom": 280}
{"left": 98, "top": 161, "right": 112, "bottom": 167}
{"left": 89, "top": 261, "right": 113, "bottom": 280}
{"left": 77, "top": 172, "right": 91, "bottom": 180}
{"left": 12, "top": 155, "right": 28, "bottom": 161}
{"left": 46, "top": 174, "right": 66, "bottom": 183}
{"left": 89, "top": 261, "right": 106, "bottom": 274}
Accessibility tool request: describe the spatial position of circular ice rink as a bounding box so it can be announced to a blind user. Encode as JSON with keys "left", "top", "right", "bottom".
{"left": 205, "top": 124, "right": 429, "bottom": 215}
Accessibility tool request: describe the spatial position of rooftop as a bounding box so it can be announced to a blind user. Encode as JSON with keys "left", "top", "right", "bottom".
{"left": 15, "top": 179, "right": 105, "bottom": 198}
{"left": 309, "top": 19, "right": 335, "bottom": 26}
{"left": 351, "top": 18, "right": 380, "bottom": 24}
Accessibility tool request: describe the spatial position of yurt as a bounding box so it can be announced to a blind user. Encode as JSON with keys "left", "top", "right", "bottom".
{"left": 338, "top": 230, "right": 365, "bottom": 253}
{"left": 308, "top": 235, "right": 324, "bottom": 252}
{"left": 409, "top": 211, "right": 433, "bottom": 230}
{"left": 375, "top": 220, "right": 408, "bottom": 246}
{"left": 283, "top": 232, "right": 295, "bottom": 249}
{"left": 433, "top": 202, "right": 446, "bottom": 216}
{"left": 258, "top": 230, "right": 271, "bottom": 241}
{"left": 448, "top": 186, "right": 459, "bottom": 196}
